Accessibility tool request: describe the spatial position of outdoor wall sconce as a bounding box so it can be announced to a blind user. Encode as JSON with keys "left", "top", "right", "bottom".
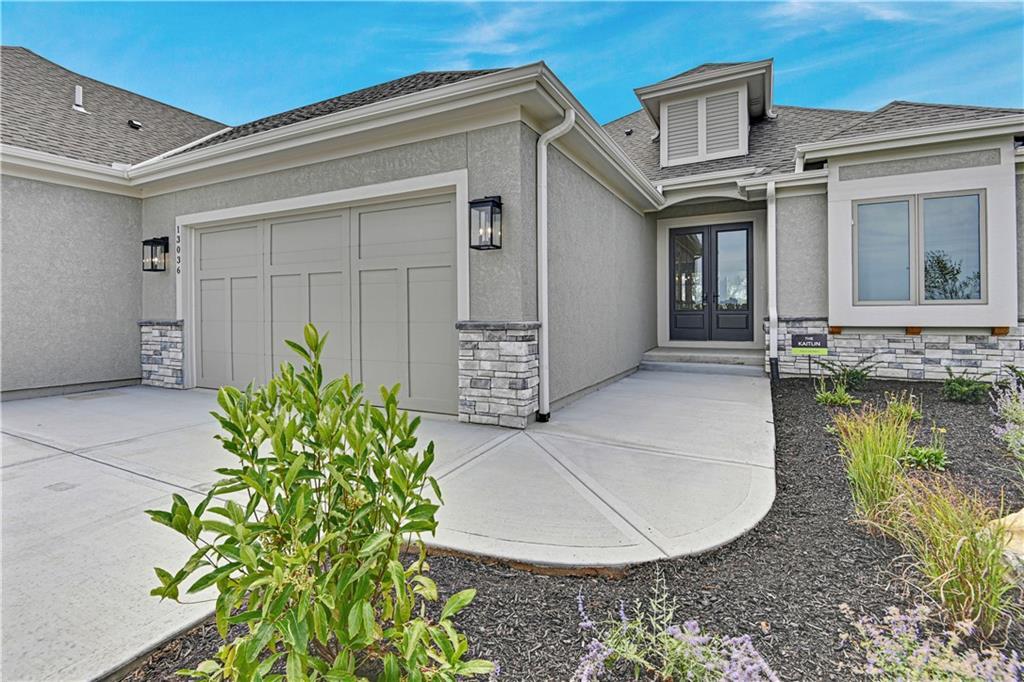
{"left": 142, "top": 236, "right": 169, "bottom": 272}
{"left": 469, "top": 196, "right": 502, "bottom": 250}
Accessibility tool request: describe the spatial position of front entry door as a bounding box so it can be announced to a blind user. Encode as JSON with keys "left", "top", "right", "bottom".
{"left": 669, "top": 222, "right": 753, "bottom": 341}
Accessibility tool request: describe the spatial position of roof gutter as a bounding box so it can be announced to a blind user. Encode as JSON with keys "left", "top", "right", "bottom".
{"left": 535, "top": 107, "right": 577, "bottom": 421}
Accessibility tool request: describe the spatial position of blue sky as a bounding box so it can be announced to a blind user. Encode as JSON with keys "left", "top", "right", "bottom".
{"left": 3, "top": 2, "right": 1022, "bottom": 126}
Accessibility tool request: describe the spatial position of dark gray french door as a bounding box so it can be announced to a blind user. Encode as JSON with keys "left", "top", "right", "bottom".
{"left": 669, "top": 222, "right": 753, "bottom": 341}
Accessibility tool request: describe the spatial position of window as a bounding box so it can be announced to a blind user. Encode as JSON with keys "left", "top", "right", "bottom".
{"left": 661, "top": 85, "right": 747, "bottom": 166}
{"left": 853, "top": 191, "right": 985, "bottom": 305}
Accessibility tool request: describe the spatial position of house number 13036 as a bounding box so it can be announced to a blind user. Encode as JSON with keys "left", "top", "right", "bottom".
{"left": 175, "top": 228, "right": 182, "bottom": 274}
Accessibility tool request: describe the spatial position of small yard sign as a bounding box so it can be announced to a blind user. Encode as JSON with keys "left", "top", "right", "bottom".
{"left": 791, "top": 333, "right": 828, "bottom": 356}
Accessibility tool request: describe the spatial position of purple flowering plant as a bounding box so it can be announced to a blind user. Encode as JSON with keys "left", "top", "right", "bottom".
{"left": 991, "top": 379, "right": 1024, "bottom": 461}
{"left": 573, "top": 572, "right": 777, "bottom": 681}
{"left": 841, "top": 604, "right": 1022, "bottom": 680}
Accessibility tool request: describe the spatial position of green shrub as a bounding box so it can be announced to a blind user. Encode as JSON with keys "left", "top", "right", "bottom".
{"left": 832, "top": 404, "right": 910, "bottom": 526}
{"left": 941, "top": 368, "right": 990, "bottom": 404}
{"left": 885, "top": 390, "right": 922, "bottom": 423}
{"left": 146, "top": 324, "right": 493, "bottom": 681}
{"left": 814, "top": 354, "right": 879, "bottom": 391}
{"left": 887, "top": 476, "right": 1019, "bottom": 638}
{"left": 814, "top": 377, "right": 861, "bottom": 407}
{"left": 902, "top": 423, "right": 949, "bottom": 472}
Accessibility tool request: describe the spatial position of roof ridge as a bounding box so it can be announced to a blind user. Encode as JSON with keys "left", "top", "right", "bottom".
{"left": 602, "top": 108, "right": 647, "bottom": 127}
{"left": 825, "top": 100, "right": 900, "bottom": 139}
{"left": 887, "top": 98, "right": 1024, "bottom": 113}
{"left": 774, "top": 103, "right": 872, "bottom": 115}
{"left": 1, "top": 46, "right": 225, "bottom": 126}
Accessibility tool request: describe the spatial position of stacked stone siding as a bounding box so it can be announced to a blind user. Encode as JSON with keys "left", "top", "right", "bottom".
{"left": 767, "top": 318, "right": 1024, "bottom": 381}
{"left": 139, "top": 320, "right": 184, "bottom": 388}
{"left": 456, "top": 321, "right": 540, "bottom": 429}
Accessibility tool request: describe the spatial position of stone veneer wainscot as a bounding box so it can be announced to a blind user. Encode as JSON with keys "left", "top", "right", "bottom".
{"left": 456, "top": 320, "right": 540, "bottom": 429}
{"left": 139, "top": 320, "right": 185, "bottom": 388}
{"left": 766, "top": 318, "right": 1024, "bottom": 380}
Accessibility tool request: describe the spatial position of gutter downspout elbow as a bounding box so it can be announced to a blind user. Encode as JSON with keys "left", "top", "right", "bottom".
{"left": 766, "top": 180, "right": 780, "bottom": 381}
{"left": 536, "top": 108, "right": 576, "bottom": 422}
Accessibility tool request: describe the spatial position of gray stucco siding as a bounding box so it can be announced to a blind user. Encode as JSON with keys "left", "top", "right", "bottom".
{"left": 546, "top": 146, "right": 657, "bottom": 403}
{"left": 1, "top": 176, "right": 142, "bottom": 392}
{"left": 141, "top": 122, "right": 537, "bottom": 323}
{"left": 1017, "top": 172, "right": 1023, "bottom": 318}
{"left": 775, "top": 193, "right": 829, "bottom": 318}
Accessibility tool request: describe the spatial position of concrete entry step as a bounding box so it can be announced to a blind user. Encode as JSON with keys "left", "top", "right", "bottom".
{"left": 640, "top": 361, "right": 765, "bottom": 377}
{"left": 641, "top": 347, "right": 764, "bottom": 371}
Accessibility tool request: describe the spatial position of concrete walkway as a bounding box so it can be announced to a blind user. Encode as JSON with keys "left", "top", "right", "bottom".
{"left": 1, "top": 367, "right": 774, "bottom": 680}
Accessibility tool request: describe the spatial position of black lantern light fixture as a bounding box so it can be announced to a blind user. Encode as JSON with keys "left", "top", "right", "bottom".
{"left": 469, "top": 196, "right": 502, "bottom": 250}
{"left": 142, "top": 236, "right": 169, "bottom": 272}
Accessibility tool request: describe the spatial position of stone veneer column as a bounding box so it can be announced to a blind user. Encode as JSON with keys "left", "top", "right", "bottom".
{"left": 139, "top": 320, "right": 184, "bottom": 388}
{"left": 765, "top": 318, "right": 1024, "bottom": 381}
{"left": 456, "top": 321, "right": 540, "bottom": 429}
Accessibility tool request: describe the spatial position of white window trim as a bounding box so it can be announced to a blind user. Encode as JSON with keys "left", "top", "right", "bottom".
{"left": 660, "top": 83, "right": 748, "bottom": 168}
{"left": 852, "top": 189, "right": 988, "bottom": 307}
{"left": 826, "top": 137, "right": 1016, "bottom": 328}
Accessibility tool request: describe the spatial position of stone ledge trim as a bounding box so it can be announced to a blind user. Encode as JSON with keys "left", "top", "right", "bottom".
{"left": 456, "top": 320, "right": 541, "bottom": 331}
{"left": 138, "top": 319, "right": 184, "bottom": 327}
{"left": 140, "top": 321, "right": 185, "bottom": 389}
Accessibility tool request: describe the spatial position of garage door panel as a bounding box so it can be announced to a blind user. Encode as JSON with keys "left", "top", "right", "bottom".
{"left": 199, "top": 278, "right": 227, "bottom": 386}
{"left": 309, "top": 271, "right": 351, "bottom": 381}
{"left": 407, "top": 266, "right": 456, "bottom": 406}
{"left": 269, "top": 273, "right": 306, "bottom": 371}
{"left": 230, "top": 276, "right": 262, "bottom": 386}
{"left": 356, "top": 201, "right": 454, "bottom": 260}
{"left": 199, "top": 226, "right": 259, "bottom": 271}
{"left": 269, "top": 215, "right": 346, "bottom": 267}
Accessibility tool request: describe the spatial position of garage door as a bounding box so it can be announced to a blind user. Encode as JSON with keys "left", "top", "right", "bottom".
{"left": 194, "top": 195, "right": 457, "bottom": 414}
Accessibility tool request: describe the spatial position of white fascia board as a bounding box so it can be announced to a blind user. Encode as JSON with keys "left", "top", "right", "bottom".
{"left": 634, "top": 60, "right": 772, "bottom": 100}
{"left": 127, "top": 64, "right": 548, "bottom": 183}
{"left": 533, "top": 65, "right": 663, "bottom": 209}
{"left": 656, "top": 166, "right": 761, "bottom": 191}
{"left": 0, "top": 144, "right": 138, "bottom": 196}
{"left": 796, "top": 115, "right": 1024, "bottom": 162}
{"left": 130, "top": 125, "right": 234, "bottom": 170}
{"left": 737, "top": 168, "right": 827, "bottom": 189}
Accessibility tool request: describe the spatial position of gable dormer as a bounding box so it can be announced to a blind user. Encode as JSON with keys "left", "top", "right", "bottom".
{"left": 634, "top": 59, "right": 773, "bottom": 168}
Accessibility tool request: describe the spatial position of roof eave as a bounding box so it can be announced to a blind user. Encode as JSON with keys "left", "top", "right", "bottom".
{"left": 0, "top": 143, "right": 139, "bottom": 197}
{"left": 796, "top": 114, "right": 1024, "bottom": 163}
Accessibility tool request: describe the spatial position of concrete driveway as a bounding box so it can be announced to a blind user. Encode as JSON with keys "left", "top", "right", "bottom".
{"left": 0, "top": 366, "right": 774, "bottom": 681}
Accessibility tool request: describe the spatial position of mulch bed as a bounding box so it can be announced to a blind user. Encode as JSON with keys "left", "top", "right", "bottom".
{"left": 123, "top": 378, "right": 1022, "bottom": 681}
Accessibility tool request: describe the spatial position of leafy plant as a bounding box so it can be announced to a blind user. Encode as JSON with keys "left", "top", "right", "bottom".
{"left": 574, "top": 572, "right": 778, "bottom": 682}
{"left": 886, "top": 476, "right": 1019, "bottom": 638}
{"left": 146, "top": 324, "right": 494, "bottom": 681}
{"left": 832, "top": 404, "right": 911, "bottom": 526}
{"left": 814, "top": 354, "right": 880, "bottom": 391}
{"left": 992, "top": 380, "right": 1024, "bottom": 461}
{"left": 815, "top": 377, "right": 861, "bottom": 407}
{"left": 885, "top": 390, "right": 922, "bottom": 423}
{"left": 902, "top": 423, "right": 949, "bottom": 472}
{"left": 1003, "top": 364, "right": 1024, "bottom": 390}
{"left": 942, "top": 368, "right": 991, "bottom": 404}
{"left": 840, "top": 604, "right": 1021, "bottom": 679}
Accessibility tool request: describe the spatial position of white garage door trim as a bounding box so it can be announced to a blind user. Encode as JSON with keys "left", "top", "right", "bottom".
{"left": 174, "top": 169, "right": 469, "bottom": 390}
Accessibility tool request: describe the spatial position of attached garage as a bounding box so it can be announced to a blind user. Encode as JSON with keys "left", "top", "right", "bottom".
{"left": 192, "top": 194, "right": 458, "bottom": 414}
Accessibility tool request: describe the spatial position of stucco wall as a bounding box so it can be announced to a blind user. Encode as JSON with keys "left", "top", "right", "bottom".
{"left": 141, "top": 122, "right": 536, "bottom": 322}
{"left": 1017, "top": 172, "right": 1023, "bottom": 319}
{"left": 546, "top": 146, "right": 657, "bottom": 402}
{"left": 776, "top": 193, "right": 829, "bottom": 318}
{"left": 1, "top": 176, "right": 142, "bottom": 392}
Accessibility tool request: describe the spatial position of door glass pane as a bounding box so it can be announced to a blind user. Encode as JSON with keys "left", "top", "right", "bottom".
{"left": 716, "top": 230, "right": 748, "bottom": 310}
{"left": 673, "top": 232, "right": 703, "bottom": 311}
{"left": 856, "top": 200, "right": 911, "bottom": 302}
{"left": 922, "top": 194, "right": 982, "bottom": 301}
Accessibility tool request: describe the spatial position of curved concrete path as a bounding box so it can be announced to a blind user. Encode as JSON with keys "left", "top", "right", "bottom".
{"left": 0, "top": 366, "right": 774, "bottom": 680}
{"left": 428, "top": 367, "right": 776, "bottom": 568}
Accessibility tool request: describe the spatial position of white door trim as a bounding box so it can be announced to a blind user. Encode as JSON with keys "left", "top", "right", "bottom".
{"left": 656, "top": 209, "right": 766, "bottom": 349}
{"left": 175, "top": 169, "right": 469, "bottom": 389}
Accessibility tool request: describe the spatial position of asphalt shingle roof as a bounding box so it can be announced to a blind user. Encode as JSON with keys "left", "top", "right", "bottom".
{"left": 177, "top": 69, "right": 504, "bottom": 155}
{"left": 0, "top": 46, "right": 225, "bottom": 166}
{"left": 647, "top": 62, "right": 745, "bottom": 85}
{"left": 829, "top": 100, "right": 1024, "bottom": 139}
{"left": 604, "top": 105, "right": 871, "bottom": 181}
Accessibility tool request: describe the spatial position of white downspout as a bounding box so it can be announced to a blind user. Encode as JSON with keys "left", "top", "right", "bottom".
{"left": 536, "top": 108, "right": 576, "bottom": 421}
{"left": 766, "top": 180, "right": 780, "bottom": 380}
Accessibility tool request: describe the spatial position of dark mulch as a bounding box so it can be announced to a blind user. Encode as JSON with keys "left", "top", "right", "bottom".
{"left": 123, "top": 379, "right": 1022, "bottom": 681}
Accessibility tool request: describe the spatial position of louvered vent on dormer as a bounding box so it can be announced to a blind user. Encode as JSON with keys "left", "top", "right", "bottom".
{"left": 666, "top": 99, "right": 699, "bottom": 160}
{"left": 705, "top": 91, "right": 740, "bottom": 154}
